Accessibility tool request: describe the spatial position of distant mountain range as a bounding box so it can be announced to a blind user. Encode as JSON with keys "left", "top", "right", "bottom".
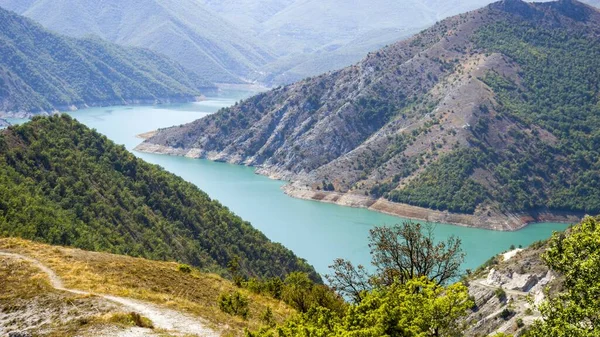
{"left": 6, "top": 0, "right": 599, "bottom": 86}
{"left": 138, "top": 0, "right": 600, "bottom": 229}
{"left": 200, "top": 0, "right": 600, "bottom": 85}
{"left": 0, "top": 7, "right": 212, "bottom": 116}
{"left": 0, "top": 0, "right": 275, "bottom": 84}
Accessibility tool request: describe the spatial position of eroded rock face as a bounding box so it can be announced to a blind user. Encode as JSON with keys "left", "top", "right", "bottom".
{"left": 485, "top": 268, "right": 540, "bottom": 292}
{"left": 465, "top": 244, "right": 562, "bottom": 336}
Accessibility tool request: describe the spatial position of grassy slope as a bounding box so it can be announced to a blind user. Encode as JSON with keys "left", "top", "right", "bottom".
{"left": 0, "top": 115, "right": 318, "bottom": 281}
{"left": 0, "top": 238, "right": 294, "bottom": 336}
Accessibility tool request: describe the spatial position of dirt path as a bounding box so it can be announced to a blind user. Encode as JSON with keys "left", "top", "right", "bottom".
{"left": 0, "top": 251, "right": 219, "bottom": 337}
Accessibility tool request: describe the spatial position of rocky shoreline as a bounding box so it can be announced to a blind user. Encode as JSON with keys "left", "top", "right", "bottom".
{"left": 134, "top": 141, "right": 583, "bottom": 231}
{"left": 281, "top": 185, "right": 582, "bottom": 231}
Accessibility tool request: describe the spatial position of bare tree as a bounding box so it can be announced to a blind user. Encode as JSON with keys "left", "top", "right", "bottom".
{"left": 369, "top": 221, "right": 464, "bottom": 286}
{"left": 326, "top": 221, "right": 464, "bottom": 302}
{"left": 325, "top": 258, "right": 371, "bottom": 303}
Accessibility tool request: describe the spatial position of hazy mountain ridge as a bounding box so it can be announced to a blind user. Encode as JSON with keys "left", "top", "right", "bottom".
{"left": 200, "top": 0, "right": 532, "bottom": 85}
{"left": 0, "top": 7, "right": 213, "bottom": 116}
{"left": 0, "top": 0, "right": 274, "bottom": 84}
{"left": 139, "top": 0, "right": 600, "bottom": 229}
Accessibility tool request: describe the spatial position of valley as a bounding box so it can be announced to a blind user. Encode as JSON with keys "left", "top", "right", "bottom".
{"left": 59, "top": 91, "right": 568, "bottom": 276}
{"left": 2, "top": 1, "right": 600, "bottom": 336}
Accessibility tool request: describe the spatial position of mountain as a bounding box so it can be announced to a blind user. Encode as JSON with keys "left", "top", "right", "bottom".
{"left": 0, "top": 0, "right": 274, "bottom": 84}
{"left": 0, "top": 115, "right": 318, "bottom": 281}
{"left": 0, "top": 7, "right": 212, "bottom": 117}
{"left": 138, "top": 0, "right": 600, "bottom": 230}
{"left": 200, "top": 0, "right": 518, "bottom": 85}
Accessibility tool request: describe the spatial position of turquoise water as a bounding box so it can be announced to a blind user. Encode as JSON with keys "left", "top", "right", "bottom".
{"left": 50, "top": 91, "right": 569, "bottom": 276}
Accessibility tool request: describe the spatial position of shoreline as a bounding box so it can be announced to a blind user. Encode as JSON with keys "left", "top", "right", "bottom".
{"left": 134, "top": 141, "right": 583, "bottom": 231}
{"left": 0, "top": 95, "right": 207, "bottom": 119}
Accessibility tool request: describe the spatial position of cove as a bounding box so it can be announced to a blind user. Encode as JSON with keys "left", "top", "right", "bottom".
{"left": 64, "top": 90, "right": 569, "bottom": 276}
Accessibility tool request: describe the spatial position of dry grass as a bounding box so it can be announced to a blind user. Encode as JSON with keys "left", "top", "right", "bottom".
{"left": 0, "top": 238, "right": 295, "bottom": 336}
{"left": 0, "top": 253, "right": 128, "bottom": 336}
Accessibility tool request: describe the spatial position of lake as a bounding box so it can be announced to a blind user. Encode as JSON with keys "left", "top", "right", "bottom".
{"left": 62, "top": 90, "right": 569, "bottom": 276}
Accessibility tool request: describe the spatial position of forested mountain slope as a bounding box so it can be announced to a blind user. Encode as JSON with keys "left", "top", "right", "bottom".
{"left": 0, "top": 115, "right": 318, "bottom": 280}
{"left": 0, "top": 0, "right": 274, "bottom": 84}
{"left": 0, "top": 7, "right": 212, "bottom": 117}
{"left": 139, "top": 0, "right": 600, "bottom": 229}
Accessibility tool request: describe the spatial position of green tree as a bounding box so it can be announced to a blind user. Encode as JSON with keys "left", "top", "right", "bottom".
{"left": 527, "top": 216, "right": 600, "bottom": 337}
{"left": 282, "top": 272, "right": 315, "bottom": 313}
{"left": 249, "top": 277, "right": 472, "bottom": 337}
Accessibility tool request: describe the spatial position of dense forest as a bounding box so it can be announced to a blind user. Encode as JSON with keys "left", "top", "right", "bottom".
{"left": 0, "top": 7, "right": 212, "bottom": 115}
{"left": 0, "top": 115, "right": 318, "bottom": 280}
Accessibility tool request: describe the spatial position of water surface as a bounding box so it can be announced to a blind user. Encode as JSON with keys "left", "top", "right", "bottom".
{"left": 61, "top": 91, "right": 570, "bottom": 276}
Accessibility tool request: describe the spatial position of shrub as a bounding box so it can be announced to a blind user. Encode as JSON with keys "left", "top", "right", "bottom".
{"left": 107, "top": 312, "right": 153, "bottom": 328}
{"left": 495, "top": 287, "right": 507, "bottom": 302}
{"left": 260, "top": 307, "right": 275, "bottom": 327}
{"left": 219, "top": 291, "right": 249, "bottom": 319}
{"left": 178, "top": 264, "right": 192, "bottom": 273}
{"left": 500, "top": 308, "right": 513, "bottom": 320}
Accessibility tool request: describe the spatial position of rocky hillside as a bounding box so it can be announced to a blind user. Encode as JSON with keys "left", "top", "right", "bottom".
{"left": 0, "top": 7, "right": 212, "bottom": 117}
{"left": 139, "top": 0, "right": 600, "bottom": 229}
{"left": 464, "top": 242, "right": 561, "bottom": 336}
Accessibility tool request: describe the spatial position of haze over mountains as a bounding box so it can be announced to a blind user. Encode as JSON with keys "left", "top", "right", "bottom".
{"left": 0, "top": 0, "right": 274, "bottom": 84}
{"left": 0, "top": 7, "right": 211, "bottom": 116}
{"left": 8, "top": 0, "right": 598, "bottom": 86}
{"left": 201, "top": 0, "right": 514, "bottom": 84}
{"left": 140, "top": 0, "right": 600, "bottom": 229}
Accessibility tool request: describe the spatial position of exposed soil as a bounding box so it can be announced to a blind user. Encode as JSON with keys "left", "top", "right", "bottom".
{"left": 0, "top": 251, "right": 220, "bottom": 337}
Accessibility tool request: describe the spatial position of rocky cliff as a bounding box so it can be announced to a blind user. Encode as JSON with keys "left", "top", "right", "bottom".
{"left": 464, "top": 243, "right": 563, "bottom": 336}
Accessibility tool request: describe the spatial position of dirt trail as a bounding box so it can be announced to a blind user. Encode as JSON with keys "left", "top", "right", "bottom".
{"left": 0, "top": 251, "right": 219, "bottom": 337}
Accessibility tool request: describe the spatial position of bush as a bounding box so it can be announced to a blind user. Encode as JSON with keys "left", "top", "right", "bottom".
{"left": 219, "top": 291, "right": 249, "bottom": 319}
{"left": 260, "top": 307, "right": 275, "bottom": 327}
{"left": 495, "top": 287, "right": 507, "bottom": 302}
{"left": 107, "top": 312, "right": 153, "bottom": 328}
{"left": 178, "top": 264, "right": 192, "bottom": 273}
{"left": 500, "top": 308, "right": 514, "bottom": 320}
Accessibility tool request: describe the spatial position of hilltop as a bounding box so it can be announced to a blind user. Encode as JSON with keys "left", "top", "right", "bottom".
{"left": 138, "top": 0, "right": 600, "bottom": 230}
{"left": 0, "top": 7, "right": 212, "bottom": 117}
{"left": 0, "top": 115, "right": 318, "bottom": 280}
{"left": 0, "top": 0, "right": 274, "bottom": 84}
